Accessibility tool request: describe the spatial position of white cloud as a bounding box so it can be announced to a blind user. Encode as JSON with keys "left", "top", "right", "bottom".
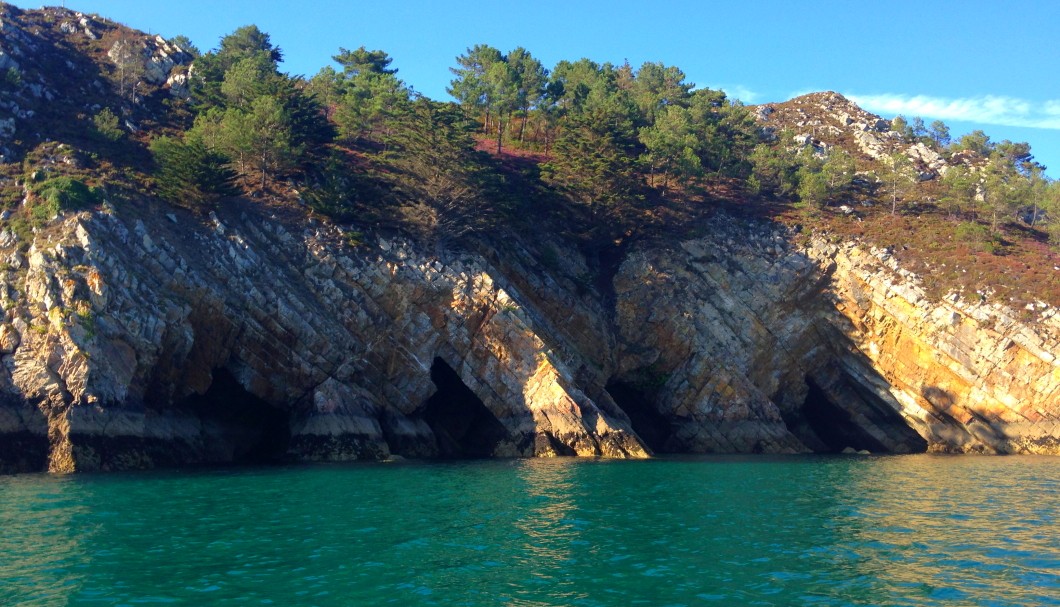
{"left": 709, "top": 84, "right": 760, "bottom": 104}
{"left": 845, "top": 93, "right": 1060, "bottom": 130}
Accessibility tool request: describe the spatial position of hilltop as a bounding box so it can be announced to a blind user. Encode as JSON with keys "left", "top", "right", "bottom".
{"left": 0, "top": 4, "right": 191, "bottom": 147}
{"left": 752, "top": 92, "right": 1059, "bottom": 308}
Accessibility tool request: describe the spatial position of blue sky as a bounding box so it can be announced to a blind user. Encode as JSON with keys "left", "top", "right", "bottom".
{"left": 12, "top": 0, "right": 1060, "bottom": 174}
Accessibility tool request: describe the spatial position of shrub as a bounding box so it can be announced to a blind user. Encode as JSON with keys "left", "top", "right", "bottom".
{"left": 30, "top": 176, "right": 102, "bottom": 222}
{"left": 1048, "top": 220, "right": 1060, "bottom": 249}
{"left": 955, "top": 221, "right": 997, "bottom": 254}
{"left": 301, "top": 151, "right": 386, "bottom": 221}
{"left": 1, "top": 67, "right": 20, "bottom": 91}
{"left": 91, "top": 108, "right": 124, "bottom": 142}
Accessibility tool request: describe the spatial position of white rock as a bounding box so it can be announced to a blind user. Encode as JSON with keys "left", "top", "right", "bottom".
{"left": 0, "top": 50, "right": 19, "bottom": 73}
{"left": 166, "top": 72, "right": 189, "bottom": 98}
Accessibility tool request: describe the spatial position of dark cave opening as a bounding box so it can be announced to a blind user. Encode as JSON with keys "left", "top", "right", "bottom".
{"left": 421, "top": 357, "right": 509, "bottom": 458}
{"left": 801, "top": 376, "right": 893, "bottom": 453}
{"left": 183, "top": 368, "right": 291, "bottom": 463}
{"left": 0, "top": 434, "right": 49, "bottom": 474}
{"left": 606, "top": 380, "right": 670, "bottom": 453}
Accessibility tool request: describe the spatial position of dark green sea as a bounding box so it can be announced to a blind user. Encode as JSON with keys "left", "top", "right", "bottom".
{"left": 1, "top": 455, "right": 1057, "bottom": 606}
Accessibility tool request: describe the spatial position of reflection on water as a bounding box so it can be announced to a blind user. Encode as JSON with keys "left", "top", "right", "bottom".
{"left": 0, "top": 474, "right": 94, "bottom": 605}
{"left": 515, "top": 458, "right": 577, "bottom": 559}
{"left": 0, "top": 455, "right": 1057, "bottom": 606}
{"left": 842, "top": 457, "right": 1060, "bottom": 606}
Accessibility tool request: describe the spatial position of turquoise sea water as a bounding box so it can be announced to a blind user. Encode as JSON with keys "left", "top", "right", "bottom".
{"left": 1, "top": 455, "right": 1057, "bottom": 606}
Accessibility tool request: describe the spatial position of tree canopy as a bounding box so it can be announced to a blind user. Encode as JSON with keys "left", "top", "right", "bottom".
{"left": 132, "top": 26, "right": 1060, "bottom": 260}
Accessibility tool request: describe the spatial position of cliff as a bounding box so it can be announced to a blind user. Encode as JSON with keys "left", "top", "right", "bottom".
{"left": 0, "top": 201, "right": 1056, "bottom": 473}
{"left": 0, "top": 7, "right": 1057, "bottom": 473}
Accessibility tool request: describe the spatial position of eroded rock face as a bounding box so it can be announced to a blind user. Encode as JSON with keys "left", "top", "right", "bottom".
{"left": 809, "top": 241, "right": 1060, "bottom": 453}
{"left": 0, "top": 204, "right": 1056, "bottom": 473}
{"left": 608, "top": 219, "right": 1058, "bottom": 455}
{"left": 610, "top": 222, "right": 929, "bottom": 455}
{"left": 0, "top": 204, "right": 647, "bottom": 472}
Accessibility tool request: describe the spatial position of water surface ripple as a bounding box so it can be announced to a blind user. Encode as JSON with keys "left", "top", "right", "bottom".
{"left": 1, "top": 455, "right": 1057, "bottom": 606}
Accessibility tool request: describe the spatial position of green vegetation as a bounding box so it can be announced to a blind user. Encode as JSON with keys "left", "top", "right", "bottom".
{"left": 90, "top": 108, "right": 124, "bottom": 142}
{"left": 1, "top": 67, "right": 20, "bottom": 91}
{"left": 29, "top": 176, "right": 102, "bottom": 221}
{"left": 128, "top": 22, "right": 1060, "bottom": 266}
{"left": 149, "top": 136, "right": 239, "bottom": 208}
{"left": 880, "top": 152, "right": 916, "bottom": 215}
{"left": 1, "top": 9, "right": 1058, "bottom": 310}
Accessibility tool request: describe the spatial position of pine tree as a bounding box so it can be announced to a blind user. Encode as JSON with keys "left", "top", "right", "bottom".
{"left": 880, "top": 152, "right": 915, "bottom": 215}
{"left": 448, "top": 44, "right": 504, "bottom": 133}
{"left": 507, "top": 47, "right": 547, "bottom": 143}
{"left": 384, "top": 97, "right": 497, "bottom": 246}
{"left": 106, "top": 29, "right": 145, "bottom": 101}
{"left": 796, "top": 148, "right": 827, "bottom": 207}
{"left": 822, "top": 149, "right": 855, "bottom": 196}
{"left": 928, "top": 120, "right": 950, "bottom": 150}
{"left": 639, "top": 105, "right": 700, "bottom": 189}
{"left": 150, "top": 136, "right": 239, "bottom": 208}
{"left": 542, "top": 110, "right": 640, "bottom": 222}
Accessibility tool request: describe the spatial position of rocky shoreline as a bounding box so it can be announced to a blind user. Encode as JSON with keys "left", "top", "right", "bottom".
{"left": 0, "top": 202, "right": 1056, "bottom": 473}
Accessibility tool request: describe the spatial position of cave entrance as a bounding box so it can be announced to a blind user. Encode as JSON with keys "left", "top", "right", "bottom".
{"left": 801, "top": 376, "right": 894, "bottom": 453}
{"left": 421, "top": 358, "right": 509, "bottom": 458}
{"left": 605, "top": 380, "right": 670, "bottom": 453}
{"left": 183, "top": 368, "right": 291, "bottom": 463}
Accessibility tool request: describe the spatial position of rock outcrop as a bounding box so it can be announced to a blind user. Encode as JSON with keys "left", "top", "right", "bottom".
{"left": 811, "top": 241, "right": 1060, "bottom": 453}
{"left": 608, "top": 219, "right": 1058, "bottom": 456}
{"left": 0, "top": 202, "right": 649, "bottom": 472}
{"left": 0, "top": 202, "right": 1056, "bottom": 473}
{"left": 0, "top": 4, "right": 191, "bottom": 156}
{"left": 755, "top": 92, "right": 950, "bottom": 179}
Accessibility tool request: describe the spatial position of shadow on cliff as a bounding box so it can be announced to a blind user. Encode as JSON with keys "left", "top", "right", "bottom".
{"left": 417, "top": 357, "right": 511, "bottom": 458}
{"left": 604, "top": 379, "right": 671, "bottom": 452}
{"left": 0, "top": 396, "right": 50, "bottom": 474}
{"left": 176, "top": 369, "right": 292, "bottom": 464}
{"left": 919, "top": 385, "right": 1011, "bottom": 453}
{"left": 795, "top": 374, "right": 927, "bottom": 453}
{"left": 587, "top": 210, "right": 935, "bottom": 456}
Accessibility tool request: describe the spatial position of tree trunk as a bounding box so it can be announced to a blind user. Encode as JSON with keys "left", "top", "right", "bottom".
{"left": 260, "top": 144, "right": 270, "bottom": 193}
{"left": 496, "top": 113, "right": 504, "bottom": 154}
{"left": 236, "top": 153, "right": 249, "bottom": 188}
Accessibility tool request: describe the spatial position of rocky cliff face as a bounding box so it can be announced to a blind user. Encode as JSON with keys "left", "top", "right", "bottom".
{"left": 0, "top": 203, "right": 1056, "bottom": 472}
{"left": 610, "top": 218, "right": 1059, "bottom": 456}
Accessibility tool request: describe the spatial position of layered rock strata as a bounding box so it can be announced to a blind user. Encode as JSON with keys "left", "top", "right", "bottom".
{"left": 610, "top": 220, "right": 1058, "bottom": 455}
{"left": 0, "top": 204, "right": 1056, "bottom": 473}
{"left": 0, "top": 204, "right": 647, "bottom": 472}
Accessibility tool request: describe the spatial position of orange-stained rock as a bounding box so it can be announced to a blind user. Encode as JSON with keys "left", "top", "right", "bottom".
{"left": 0, "top": 204, "right": 1055, "bottom": 473}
